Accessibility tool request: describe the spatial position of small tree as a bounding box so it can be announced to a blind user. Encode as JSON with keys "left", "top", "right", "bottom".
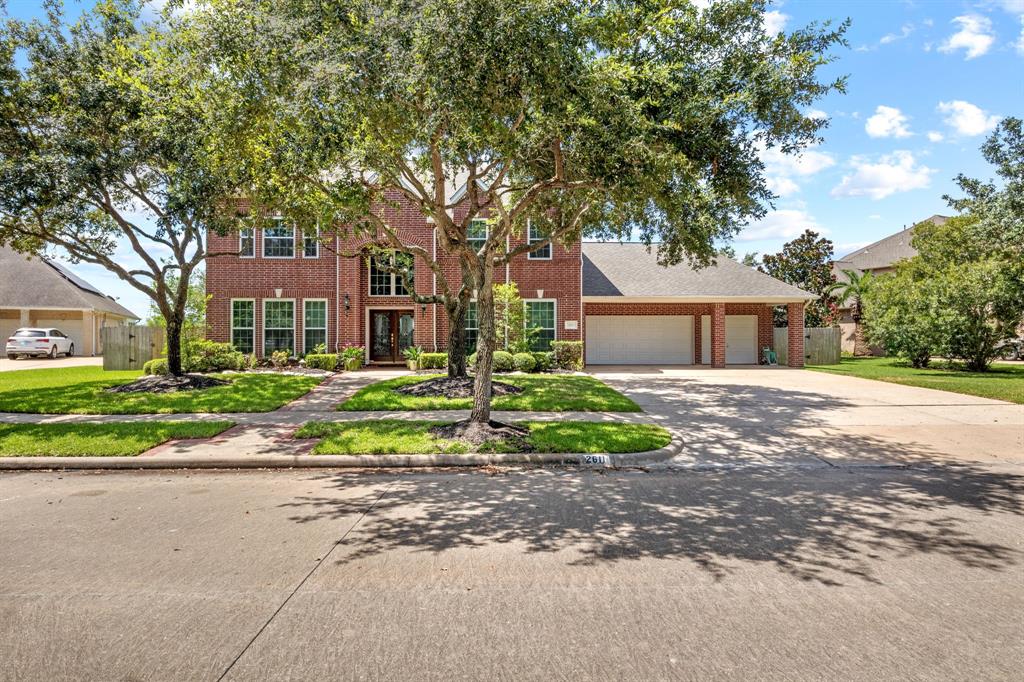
{"left": 863, "top": 262, "right": 936, "bottom": 368}
{"left": 828, "top": 269, "right": 874, "bottom": 356}
{"left": 146, "top": 271, "right": 210, "bottom": 346}
{"left": 760, "top": 230, "right": 838, "bottom": 327}
{"left": 0, "top": 4, "right": 234, "bottom": 376}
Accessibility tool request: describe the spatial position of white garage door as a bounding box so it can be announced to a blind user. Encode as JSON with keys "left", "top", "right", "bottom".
{"left": 585, "top": 315, "right": 693, "bottom": 365}
{"left": 725, "top": 315, "right": 758, "bottom": 364}
{"left": 35, "top": 318, "right": 84, "bottom": 353}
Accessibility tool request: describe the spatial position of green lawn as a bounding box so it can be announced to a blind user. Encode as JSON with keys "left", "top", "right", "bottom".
{"left": 808, "top": 357, "right": 1024, "bottom": 404}
{"left": 0, "top": 421, "right": 234, "bottom": 457}
{"left": 339, "top": 374, "right": 641, "bottom": 412}
{"left": 0, "top": 367, "right": 321, "bottom": 414}
{"left": 295, "top": 419, "right": 671, "bottom": 455}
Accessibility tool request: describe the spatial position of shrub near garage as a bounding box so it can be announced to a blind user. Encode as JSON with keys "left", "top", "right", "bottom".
{"left": 551, "top": 341, "right": 583, "bottom": 371}
{"left": 492, "top": 350, "right": 514, "bottom": 372}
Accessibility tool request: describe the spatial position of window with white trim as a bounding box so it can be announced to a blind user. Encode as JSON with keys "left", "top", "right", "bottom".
{"left": 465, "top": 302, "right": 478, "bottom": 352}
{"left": 303, "top": 300, "right": 327, "bottom": 354}
{"left": 263, "top": 218, "right": 294, "bottom": 258}
{"left": 263, "top": 300, "right": 294, "bottom": 355}
{"left": 231, "top": 300, "right": 255, "bottom": 354}
{"left": 467, "top": 218, "right": 488, "bottom": 251}
{"left": 239, "top": 228, "right": 255, "bottom": 258}
{"left": 302, "top": 226, "right": 319, "bottom": 258}
{"left": 368, "top": 252, "right": 413, "bottom": 296}
{"left": 527, "top": 221, "right": 551, "bottom": 259}
{"left": 524, "top": 300, "right": 555, "bottom": 351}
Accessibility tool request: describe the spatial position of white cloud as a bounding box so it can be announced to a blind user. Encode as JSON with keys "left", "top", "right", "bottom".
{"left": 830, "top": 151, "right": 935, "bottom": 200}
{"left": 738, "top": 209, "right": 825, "bottom": 242}
{"left": 1014, "top": 17, "right": 1024, "bottom": 55}
{"left": 865, "top": 105, "right": 912, "bottom": 138}
{"left": 937, "top": 100, "right": 1000, "bottom": 136}
{"left": 765, "top": 176, "right": 800, "bottom": 197}
{"left": 939, "top": 15, "right": 995, "bottom": 59}
{"left": 880, "top": 24, "right": 914, "bottom": 44}
{"left": 837, "top": 240, "right": 872, "bottom": 254}
{"left": 927, "top": 130, "right": 945, "bottom": 142}
{"left": 759, "top": 143, "right": 836, "bottom": 197}
{"left": 998, "top": 1, "right": 1024, "bottom": 13}
{"left": 806, "top": 109, "right": 828, "bottom": 120}
{"left": 763, "top": 10, "right": 788, "bottom": 37}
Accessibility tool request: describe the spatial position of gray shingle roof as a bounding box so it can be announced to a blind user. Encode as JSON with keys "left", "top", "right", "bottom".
{"left": 582, "top": 242, "right": 814, "bottom": 301}
{"left": 0, "top": 246, "right": 139, "bottom": 319}
{"left": 834, "top": 214, "right": 948, "bottom": 273}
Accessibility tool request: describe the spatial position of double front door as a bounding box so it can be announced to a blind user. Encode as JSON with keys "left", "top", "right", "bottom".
{"left": 370, "top": 310, "right": 415, "bottom": 363}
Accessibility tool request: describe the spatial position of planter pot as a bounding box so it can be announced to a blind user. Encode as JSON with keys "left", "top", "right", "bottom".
{"left": 344, "top": 357, "right": 362, "bottom": 371}
{"left": 406, "top": 360, "right": 419, "bottom": 371}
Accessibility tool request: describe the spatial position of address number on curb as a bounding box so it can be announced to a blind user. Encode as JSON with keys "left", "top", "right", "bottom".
{"left": 581, "top": 454, "right": 610, "bottom": 466}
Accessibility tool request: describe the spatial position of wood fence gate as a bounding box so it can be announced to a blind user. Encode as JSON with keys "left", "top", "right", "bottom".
{"left": 773, "top": 326, "right": 841, "bottom": 366}
{"left": 101, "top": 326, "right": 164, "bottom": 371}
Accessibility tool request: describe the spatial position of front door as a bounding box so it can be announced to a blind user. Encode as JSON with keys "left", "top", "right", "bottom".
{"left": 370, "top": 310, "right": 415, "bottom": 363}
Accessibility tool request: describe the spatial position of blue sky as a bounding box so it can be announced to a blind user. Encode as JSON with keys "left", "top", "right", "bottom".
{"left": 4, "top": 0, "right": 1023, "bottom": 318}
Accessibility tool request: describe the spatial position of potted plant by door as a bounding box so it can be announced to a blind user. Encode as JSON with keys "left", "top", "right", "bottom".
{"left": 403, "top": 345, "right": 423, "bottom": 371}
{"left": 341, "top": 345, "right": 364, "bottom": 372}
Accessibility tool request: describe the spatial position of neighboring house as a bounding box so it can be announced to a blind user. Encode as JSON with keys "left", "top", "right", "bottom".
{"left": 206, "top": 190, "right": 814, "bottom": 367}
{"left": 0, "top": 245, "right": 139, "bottom": 355}
{"left": 831, "top": 215, "right": 948, "bottom": 353}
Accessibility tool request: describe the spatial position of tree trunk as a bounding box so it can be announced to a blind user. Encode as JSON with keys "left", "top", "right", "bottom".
{"left": 166, "top": 314, "right": 184, "bottom": 376}
{"left": 852, "top": 320, "right": 870, "bottom": 357}
{"left": 470, "top": 261, "right": 495, "bottom": 423}
{"left": 446, "top": 298, "right": 468, "bottom": 379}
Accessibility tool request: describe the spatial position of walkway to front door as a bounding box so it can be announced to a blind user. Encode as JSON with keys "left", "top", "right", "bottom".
{"left": 370, "top": 309, "right": 415, "bottom": 363}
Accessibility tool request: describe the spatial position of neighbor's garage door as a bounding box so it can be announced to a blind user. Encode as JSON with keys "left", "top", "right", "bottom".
{"left": 585, "top": 315, "right": 693, "bottom": 365}
{"left": 725, "top": 315, "right": 758, "bottom": 364}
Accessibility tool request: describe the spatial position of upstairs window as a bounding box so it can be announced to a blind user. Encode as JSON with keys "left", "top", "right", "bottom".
{"left": 369, "top": 252, "right": 414, "bottom": 296}
{"left": 525, "top": 300, "right": 556, "bottom": 351}
{"left": 527, "top": 221, "right": 551, "bottom": 260}
{"left": 303, "top": 226, "right": 319, "bottom": 258}
{"left": 467, "top": 219, "right": 488, "bottom": 251}
{"left": 263, "top": 218, "right": 294, "bottom": 258}
{"left": 239, "top": 228, "right": 255, "bottom": 258}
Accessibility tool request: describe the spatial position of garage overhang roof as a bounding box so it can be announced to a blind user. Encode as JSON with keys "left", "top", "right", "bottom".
{"left": 583, "top": 295, "right": 817, "bottom": 304}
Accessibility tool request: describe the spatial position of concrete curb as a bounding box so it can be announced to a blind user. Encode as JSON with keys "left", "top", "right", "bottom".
{"left": 0, "top": 433, "right": 682, "bottom": 471}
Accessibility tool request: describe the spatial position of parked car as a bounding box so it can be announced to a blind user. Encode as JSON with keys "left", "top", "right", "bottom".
{"left": 5, "top": 328, "right": 75, "bottom": 360}
{"left": 996, "top": 337, "right": 1023, "bottom": 361}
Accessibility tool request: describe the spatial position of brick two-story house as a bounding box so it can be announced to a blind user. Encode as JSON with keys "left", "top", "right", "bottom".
{"left": 207, "top": 189, "right": 812, "bottom": 367}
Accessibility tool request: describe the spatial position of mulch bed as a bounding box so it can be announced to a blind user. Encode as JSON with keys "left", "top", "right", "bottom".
{"left": 104, "top": 374, "right": 230, "bottom": 394}
{"left": 429, "top": 420, "right": 532, "bottom": 450}
{"left": 395, "top": 376, "right": 523, "bottom": 399}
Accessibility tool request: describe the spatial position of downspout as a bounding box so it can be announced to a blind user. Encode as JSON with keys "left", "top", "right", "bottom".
{"left": 335, "top": 230, "right": 340, "bottom": 352}
{"left": 432, "top": 226, "right": 437, "bottom": 351}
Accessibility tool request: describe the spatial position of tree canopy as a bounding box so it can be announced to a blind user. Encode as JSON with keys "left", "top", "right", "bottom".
{"left": 759, "top": 229, "right": 838, "bottom": 327}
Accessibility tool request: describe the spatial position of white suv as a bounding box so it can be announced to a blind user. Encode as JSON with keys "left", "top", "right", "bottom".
{"left": 6, "top": 328, "right": 75, "bottom": 360}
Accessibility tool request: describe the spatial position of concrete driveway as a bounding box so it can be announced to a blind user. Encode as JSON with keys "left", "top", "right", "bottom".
{"left": 0, "top": 355, "right": 103, "bottom": 372}
{"left": 589, "top": 366, "right": 1024, "bottom": 468}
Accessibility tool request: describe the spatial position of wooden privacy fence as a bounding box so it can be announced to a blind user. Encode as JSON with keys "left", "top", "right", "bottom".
{"left": 101, "top": 326, "right": 164, "bottom": 371}
{"left": 773, "top": 326, "right": 841, "bottom": 366}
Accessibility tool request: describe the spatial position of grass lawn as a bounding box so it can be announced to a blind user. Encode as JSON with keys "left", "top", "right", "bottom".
{"left": 339, "top": 374, "right": 641, "bottom": 412}
{"left": 0, "top": 366, "right": 321, "bottom": 414}
{"left": 808, "top": 357, "right": 1024, "bottom": 404}
{"left": 296, "top": 419, "right": 671, "bottom": 455}
{"left": 0, "top": 421, "right": 234, "bottom": 457}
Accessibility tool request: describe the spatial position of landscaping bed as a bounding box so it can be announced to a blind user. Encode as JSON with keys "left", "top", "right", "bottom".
{"left": 339, "top": 374, "right": 640, "bottom": 412}
{"left": 808, "top": 357, "right": 1024, "bottom": 404}
{"left": 0, "top": 366, "right": 322, "bottom": 414}
{"left": 0, "top": 421, "right": 234, "bottom": 457}
{"left": 295, "top": 419, "right": 670, "bottom": 455}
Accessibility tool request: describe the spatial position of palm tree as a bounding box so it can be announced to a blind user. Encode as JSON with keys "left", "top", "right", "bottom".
{"left": 829, "top": 269, "right": 874, "bottom": 356}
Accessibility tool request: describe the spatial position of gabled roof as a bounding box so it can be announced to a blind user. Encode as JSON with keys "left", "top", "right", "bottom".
{"left": 834, "top": 214, "right": 949, "bottom": 274}
{"left": 0, "top": 246, "right": 139, "bottom": 319}
{"left": 582, "top": 242, "right": 814, "bottom": 302}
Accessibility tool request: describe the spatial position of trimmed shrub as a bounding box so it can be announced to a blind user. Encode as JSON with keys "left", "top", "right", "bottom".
{"left": 183, "top": 339, "right": 244, "bottom": 373}
{"left": 143, "top": 358, "right": 169, "bottom": 375}
{"left": 420, "top": 352, "right": 448, "bottom": 369}
{"left": 467, "top": 352, "right": 477, "bottom": 367}
{"left": 513, "top": 352, "right": 536, "bottom": 372}
{"left": 551, "top": 341, "right": 584, "bottom": 371}
{"left": 492, "top": 350, "right": 514, "bottom": 372}
{"left": 270, "top": 349, "right": 290, "bottom": 368}
{"left": 304, "top": 354, "right": 338, "bottom": 371}
{"left": 531, "top": 351, "right": 553, "bottom": 371}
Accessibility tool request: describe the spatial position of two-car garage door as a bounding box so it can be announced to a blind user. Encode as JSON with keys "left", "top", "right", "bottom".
{"left": 585, "top": 314, "right": 758, "bottom": 365}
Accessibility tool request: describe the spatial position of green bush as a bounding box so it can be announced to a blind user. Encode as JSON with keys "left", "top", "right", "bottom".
{"left": 513, "top": 352, "right": 536, "bottom": 372}
{"left": 304, "top": 354, "right": 338, "bottom": 371}
{"left": 270, "top": 349, "right": 290, "bottom": 368}
{"left": 183, "top": 339, "right": 244, "bottom": 373}
{"left": 531, "top": 351, "right": 553, "bottom": 371}
{"left": 467, "top": 352, "right": 477, "bottom": 367}
{"left": 551, "top": 341, "right": 584, "bottom": 371}
{"left": 143, "top": 358, "right": 169, "bottom": 375}
{"left": 420, "top": 352, "right": 448, "bottom": 369}
{"left": 492, "top": 350, "right": 514, "bottom": 372}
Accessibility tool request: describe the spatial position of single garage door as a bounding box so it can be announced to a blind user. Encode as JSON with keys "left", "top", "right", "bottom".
{"left": 725, "top": 315, "right": 758, "bottom": 364}
{"left": 585, "top": 315, "right": 693, "bottom": 365}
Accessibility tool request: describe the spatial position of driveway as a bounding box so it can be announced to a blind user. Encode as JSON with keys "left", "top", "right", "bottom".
{"left": 589, "top": 366, "right": 1024, "bottom": 468}
{"left": 0, "top": 355, "right": 103, "bottom": 372}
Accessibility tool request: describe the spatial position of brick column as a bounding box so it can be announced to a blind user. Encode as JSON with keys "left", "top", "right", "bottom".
{"left": 711, "top": 302, "right": 726, "bottom": 368}
{"left": 787, "top": 302, "right": 805, "bottom": 367}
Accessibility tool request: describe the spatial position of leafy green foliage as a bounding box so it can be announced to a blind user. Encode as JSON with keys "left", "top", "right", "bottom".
{"left": 419, "top": 353, "right": 449, "bottom": 370}
{"left": 0, "top": 421, "right": 235, "bottom": 457}
{"left": 551, "top": 341, "right": 584, "bottom": 371}
{"left": 270, "top": 349, "right": 290, "bottom": 368}
{"left": 183, "top": 339, "right": 244, "bottom": 372}
{"left": 531, "top": 351, "right": 554, "bottom": 372}
{"left": 304, "top": 354, "right": 338, "bottom": 371}
{"left": 492, "top": 350, "right": 515, "bottom": 372}
{"left": 146, "top": 271, "right": 210, "bottom": 345}
{"left": 513, "top": 352, "right": 537, "bottom": 372}
{"left": 760, "top": 230, "right": 838, "bottom": 326}
{"left": 143, "top": 358, "right": 170, "bottom": 376}
{"left": 863, "top": 262, "right": 936, "bottom": 368}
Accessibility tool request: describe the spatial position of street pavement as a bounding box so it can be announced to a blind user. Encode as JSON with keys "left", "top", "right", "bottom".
{"left": 2, "top": 465, "right": 1022, "bottom": 680}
